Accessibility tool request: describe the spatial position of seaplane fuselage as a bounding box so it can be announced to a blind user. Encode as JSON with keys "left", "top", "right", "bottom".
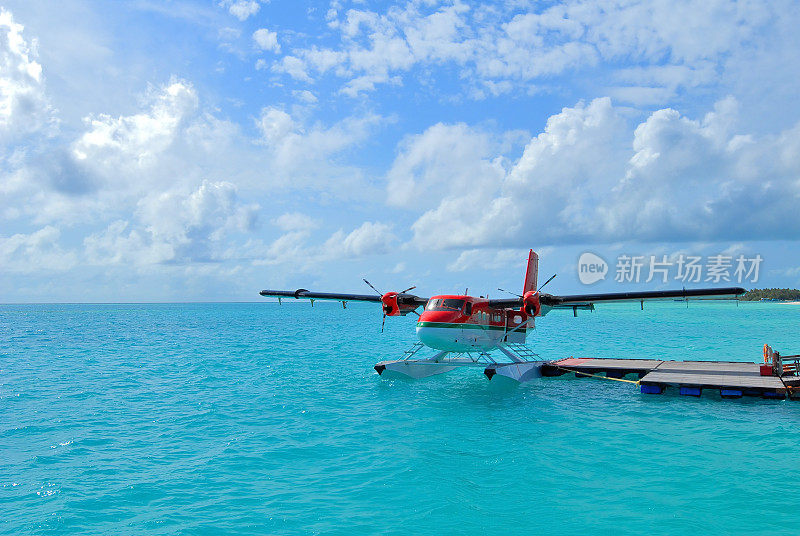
{"left": 415, "top": 295, "right": 529, "bottom": 352}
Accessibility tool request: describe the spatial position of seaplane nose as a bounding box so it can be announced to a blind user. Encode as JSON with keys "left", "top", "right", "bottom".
{"left": 415, "top": 323, "right": 440, "bottom": 349}
{"left": 416, "top": 310, "right": 461, "bottom": 351}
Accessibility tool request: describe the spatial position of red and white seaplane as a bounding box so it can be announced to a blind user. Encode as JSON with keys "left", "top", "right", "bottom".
{"left": 260, "top": 251, "right": 744, "bottom": 382}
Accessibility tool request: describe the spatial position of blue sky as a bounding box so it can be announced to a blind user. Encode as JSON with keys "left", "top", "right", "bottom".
{"left": 2, "top": 0, "right": 800, "bottom": 302}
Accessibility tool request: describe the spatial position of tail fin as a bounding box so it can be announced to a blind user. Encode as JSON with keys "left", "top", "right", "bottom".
{"left": 522, "top": 250, "right": 538, "bottom": 294}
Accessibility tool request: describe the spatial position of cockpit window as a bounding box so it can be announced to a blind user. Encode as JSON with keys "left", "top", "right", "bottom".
{"left": 425, "top": 298, "right": 466, "bottom": 311}
{"left": 424, "top": 299, "right": 441, "bottom": 311}
{"left": 442, "top": 299, "right": 465, "bottom": 310}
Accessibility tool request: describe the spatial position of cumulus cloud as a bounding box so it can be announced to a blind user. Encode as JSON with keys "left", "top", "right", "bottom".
{"left": 4, "top": 75, "right": 383, "bottom": 229}
{"left": 292, "top": 89, "right": 317, "bottom": 104}
{"left": 3, "top": 78, "right": 254, "bottom": 229}
{"left": 253, "top": 28, "right": 279, "bottom": 53}
{"left": 253, "top": 218, "right": 398, "bottom": 267}
{"left": 85, "top": 180, "right": 259, "bottom": 265}
{"left": 72, "top": 79, "right": 198, "bottom": 184}
{"left": 274, "top": 55, "right": 313, "bottom": 82}
{"left": 253, "top": 105, "right": 385, "bottom": 190}
{"left": 272, "top": 212, "right": 318, "bottom": 232}
{"left": 273, "top": 0, "right": 794, "bottom": 101}
{"left": 387, "top": 123, "right": 514, "bottom": 209}
{"left": 0, "top": 9, "right": 53, "bottom": 145}
{"left": 83, "top": 220, "right": 157, "bottom": 265}
{"left": 403, "top": 97, "right": 800, "bottom": 249}
{"left": 2, "top": 79, "right": 210, "bottom": 227}
{"left": 447, "top": 248, "right": 530, "bottom": 273}
{"left": 408, "top": 97, "right": 627, "bottom": 248}
{"left": 219, "top": 0, "right": 260, "bottom": 21}
{"left": 0, "top": 226, "right": 76, "bottom": 273}
{"left": 323, "top": 221, "right": 398, "bottom": 258}
{"left": 0, "top": 42, "right": 397, "bottom": 282}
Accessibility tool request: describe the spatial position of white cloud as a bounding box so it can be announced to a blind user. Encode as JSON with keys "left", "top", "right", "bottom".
{"left": 403, "top": 96, "right": 800, "bottom": 249}
{"left": 274, "top": 55, "right": 313, "bottom": 82}
{"left": 447, "top": 248, "right": 529, "bottom": 273}
{"left": 0, "top": 225, "right": 76, "bottom": 273}
{"left": 253, "top": 218, "right": 398, "bottom": 268}
{"left": 6, "top": 79, "right": 209, "bottom": 226}
{"left": 83, "top": 220, "right": 157, "bottom": 265}
{"left": 386, "top": 122, "right": 520, "bottom": 209}
{"left": 0, "top": 63, "right": 394, "bottom": 277}
{"left": 0, "top": 9, "right": 53, "bottom": 145}
{"left": 85, "top": 180, "right": 259, "bottom": 265}
{"left": 273, "top": 0, "right": 792, "bottom": 103}
{"left": 5, "top": 76, "right": 382, "bottom": 229}
{"left": 218, "top": 27, "right": 241, "bottom": 41}
{"left": 272, "top": 212, "right": 318, "bottom": 232}
{"left": 219, "top": 0, "right": 260, "bottom": 21}
{"left": 253, "top": 105, "right": 385, "bottom": 191}
{"left": 292, "top": 89, "right": 317, "bottom": 104}
{"left": 409, "top": 97, "right": 627, "bottom": 248}
{"left": 253, "top": 28, "right": 279, "bottom": 53}
{"left": 4, "top": 1, "right": 800, "bottom": 300}
{"left": 323, "top": 221, "right": 398, "bottom": 258}
{"left": 72, "top": 79, "right": 198, "bottom": 179}
{"left": 256, "top": 107, "right": 294, "bottom": 144}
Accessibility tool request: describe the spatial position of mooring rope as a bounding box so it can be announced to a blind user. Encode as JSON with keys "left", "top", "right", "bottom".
{"left": 550, "top": 363, "right": 641, "bottom": 385}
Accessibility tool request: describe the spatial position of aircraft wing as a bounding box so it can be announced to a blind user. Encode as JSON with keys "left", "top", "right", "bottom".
{"left": 260, "top": 289, "right": 382, "bottom": 302}
{"left": 543, "top": 287, "right": 746, "bottom": 306}
{"left": 259, "top": 288, "right": 428, "bottom": 308}
{"left": 487, "top": 287, "right": 745, "bottom": 309}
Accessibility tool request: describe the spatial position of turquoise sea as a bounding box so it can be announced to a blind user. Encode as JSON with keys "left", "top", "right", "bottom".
{"left": 2, "top": 301, "right": 800, "bottom": 535}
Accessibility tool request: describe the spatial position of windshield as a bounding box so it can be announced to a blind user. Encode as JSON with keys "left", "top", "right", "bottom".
{"left": 424, "top": 298, "right": 465, "bottom": 311}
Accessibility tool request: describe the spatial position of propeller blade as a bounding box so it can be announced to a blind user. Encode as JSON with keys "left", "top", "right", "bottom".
{"left": 538, "top": 274, "right": 557, "bottom": 292}
{"left": 381, "top": 313, "right": 386, "bottom": 333}
{"left": 363, "top": 278, "right": 382, "bottom": 296}
{"left": 498, "top": 287, "right": 522, "bottom": 298}
{"left": 399, "top": 285, "right": 417, "bottom": 294}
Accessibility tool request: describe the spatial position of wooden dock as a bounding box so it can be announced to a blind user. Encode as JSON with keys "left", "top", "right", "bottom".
{"left": 541, "top": 357, "right": 794, "bottom": 399}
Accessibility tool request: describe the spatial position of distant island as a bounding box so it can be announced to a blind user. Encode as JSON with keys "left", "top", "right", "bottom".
{"left": 739, "top": 288, "right": 800, "bottom": 301}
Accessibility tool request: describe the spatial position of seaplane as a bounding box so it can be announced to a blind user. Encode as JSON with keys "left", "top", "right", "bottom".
{"left": 260, "top": 250, "right": 744, "bottom": 382}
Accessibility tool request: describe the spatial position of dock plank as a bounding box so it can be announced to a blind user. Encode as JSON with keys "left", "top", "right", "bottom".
{"left": 553, "top": 358, "right": 663, "bottom": 371}
{"left": 641, "top": 361, "right": 785, "bottom": 391}
{"left": 653, "top": 361, "right": 761, "bottom": 373}
{"left": 543, "top": 357, "right": 790, "bottom": 395}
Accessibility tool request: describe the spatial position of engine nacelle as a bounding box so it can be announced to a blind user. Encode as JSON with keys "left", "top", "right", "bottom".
{"left": 381, "top": 292, "right": 401, "bottom": 316}
{"left": 522, "top": 290, "right": 541, "bottom": 317}
{"left": 382, "top": 292, "right": 421, "bottom": 316}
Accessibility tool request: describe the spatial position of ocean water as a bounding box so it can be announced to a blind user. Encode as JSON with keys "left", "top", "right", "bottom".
{"left": 2, "top": 301, "right": 800, "bottom": 535}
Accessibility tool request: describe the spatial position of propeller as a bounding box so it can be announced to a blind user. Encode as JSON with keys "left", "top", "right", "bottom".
{"left": 498, "top": 287, "right": 522, "bottom": 298}
{"left": 498, "top": 274, "right": 555, "bottom": 298}
{"left": 363, "top": 279, "right": 387, "bottom": 332}
{"left": 363, "top": 278, "right": 382, "bottom": 296}
{"left": 538, "top": 274, "right": 557, "bottom": 292}
{"left": 363, "top": 279, "right": 417, "bottom": 333}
